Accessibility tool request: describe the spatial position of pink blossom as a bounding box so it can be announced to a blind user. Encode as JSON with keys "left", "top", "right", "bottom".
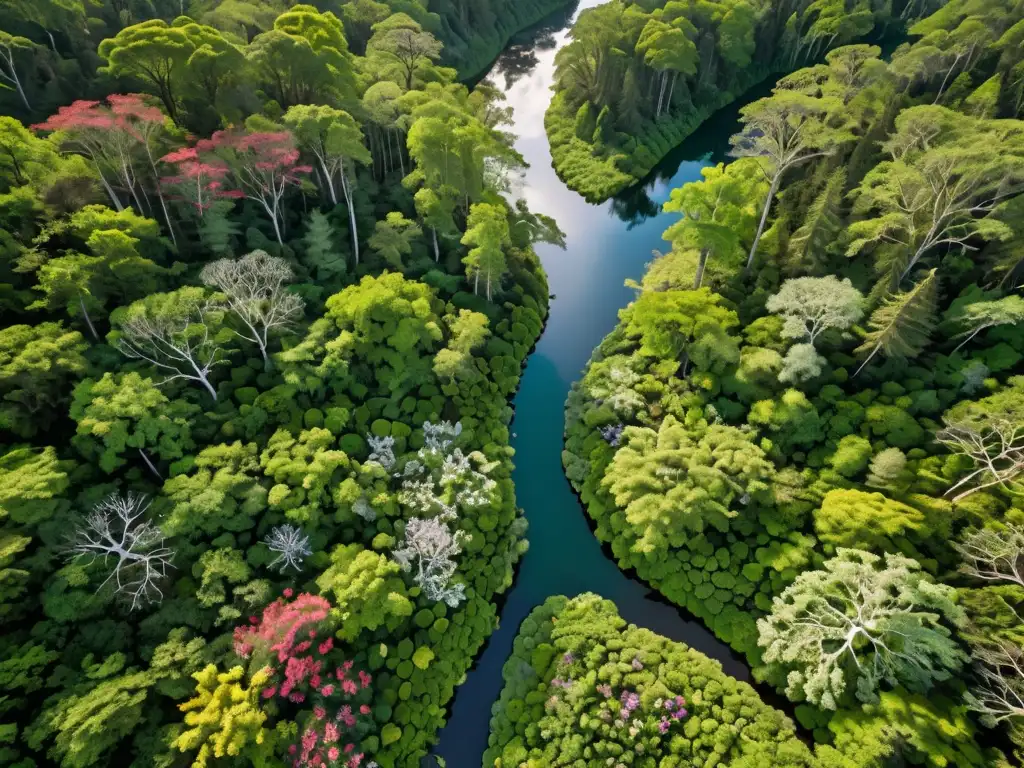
{"left": 358, "top": 670, "right": 371, "bottom": 689}
{"left": 341, "top": 679, "right": 357, "bottom": 695}
{"left": 261, "top": 686, "right": 277, "bottom": 699}
{"left": 320, "top": 684, "right": 335, "bottom": 697}
{"left": 323, "top": 723, "right": 339, "bottom": 743}
{"left": 327, "top": 747, "right": 340, "bottom": 761}
{"left": 359, "top": 705, "right": 371, "bottom": 715}
{"left": 314, "top": 706, "right": 327, "bottom": 720}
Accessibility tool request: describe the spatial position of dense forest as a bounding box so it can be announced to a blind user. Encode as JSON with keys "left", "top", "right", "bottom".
{"left": 0, "top": 1, "right": 572, "bottom": 766}
{"left": 561, "top": 0, "right": 1024, "bottom": 764}
{"left": 544, "top": 0, "right": 965, "bottom": 201}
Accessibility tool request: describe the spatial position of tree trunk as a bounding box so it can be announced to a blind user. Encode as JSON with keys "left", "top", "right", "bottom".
{"left": 853, "top": 344, "right": 881, "bottom": 378}
{"left": 139, "top": 448, "right": 162, "bottom": 481}
{"left": 486, "top": 270, "right": 492, "bottom": 302}
{"left": 45, "top": 30, "right": 57, "bottom": 53}
{"left": 196, "top": 371, "right": 218, "bottom": 400}
{"left": 319, "top": 158, "right": 338, "bottom": 205}
{"left": 396, "top": 129, "right": 405, "bottom": 177}
{"left": 693, "top": 247, "right": 710, "bottom": 289}
{"left": 746, "top": 172, "right": 781, "bottom": 272}
{"left": 432, "top": 227, "right": 440, "bottom": 262}
{"left": 96, "top": 166, "right": 124, "bottom": 211}
{"left": 339, "top": 163, "right": 360, "bottom": 265}
{"left": 78, "top": 294, "right": 99, "bottom": 341}
{"left": 474, "top": 269, "right": 479, "bottom": 295}
{"left": 656, "top": 72, "right": 667, "bottom": 118}
{"left": 934, "top": 54, "right": 962, "bottom": 104}
{"left": 666, "top": 72, "right": 677, "bottom": 114}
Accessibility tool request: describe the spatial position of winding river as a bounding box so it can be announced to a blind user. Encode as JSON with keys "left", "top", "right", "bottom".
{"left": 435, "top": 4, "right": 776, "bottom": 763}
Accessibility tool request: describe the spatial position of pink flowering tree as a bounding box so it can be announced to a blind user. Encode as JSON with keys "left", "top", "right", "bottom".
{"left": 210, "top": 131, "right": 311, "bottom": 245}
{"left": 32, "top": 95, "right": 176, "bottom": 242}
{"left": 160, "top": 143, "right": 242, "bottom": 218}
{"left": 234, "top": 591, "right": 374, "bottom": 768}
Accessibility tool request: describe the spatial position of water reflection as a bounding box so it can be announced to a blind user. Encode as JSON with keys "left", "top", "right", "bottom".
{"left": 433, "top": 3, "right": 769, "bottom": 765}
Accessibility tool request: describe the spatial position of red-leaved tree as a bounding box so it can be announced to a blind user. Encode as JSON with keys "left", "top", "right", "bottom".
{"left": 32, "top": 95, "right": 175, "bottom": 242}
{"left": 234, "top": 591, "right": 374, "bottom": 768}
{"left": 160, "top": 143, "right": 242, "bottom": 217}
{"left": 210, "top": 131, "right": 311, "bottom": 245}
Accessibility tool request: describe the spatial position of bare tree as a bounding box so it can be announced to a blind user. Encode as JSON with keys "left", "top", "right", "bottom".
{"left": 966, "top": 641, "right": 1024, "bottom": 726}
{"left": 116, "top": 296, "right": 226, "bottom": 400}
{"left": 937, "top": 417, "right": 1024, "bottom": 501}
{"left": 367, "top": 434, "right": 396, "bottom": 471}
{"left": 393, "top": 516, "right": 466, "bottom": 607}
{"left": 264, "top": 524, "right": 312, "bottom": 572}
{"left": 954, "top": 525, "right": 1024, "bottom": 588}
{"left": 68, "top": 492, "right": 174, "bottom": 611}
{"left": 199, "top": 251, "right": 304, "bottom": 363}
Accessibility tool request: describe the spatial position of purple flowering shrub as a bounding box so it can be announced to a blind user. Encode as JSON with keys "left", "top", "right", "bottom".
{"left": 484, "top": 594, "right": 812, "bottom": 767}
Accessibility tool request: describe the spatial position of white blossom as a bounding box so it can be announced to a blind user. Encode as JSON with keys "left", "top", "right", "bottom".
{"left": 264, "top": 524, "right": 312, "bottom": 572}
{"left": 367, "top": 434, "right": 396, "bottom": 470}
{"left": 68, "top": 492, "right": 174, "bottom": 611}
{"left": 393, "top": 516, "right": 467, "bottom": 607}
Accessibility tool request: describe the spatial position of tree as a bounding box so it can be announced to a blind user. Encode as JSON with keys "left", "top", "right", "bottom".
{"left": 954, "top": 526, "right": 1024, "bottom": 588}
{"left": 415, "top": 187, "right": 457, "bottom": 262}
{"left": 433, "top": 310, "right": 490, "bottom": 382}
{"left": 662, "top": 160, "right": 763, "bottom": 289}
{"left": 212, "top": 131, "right": 312, "bottom": 245}
{"left": 766, "top": 276, "right": 865, "bottom": 346}
{"left": 200, "top": 250, "right": 304, "bottom": 363}
{"left": 366, "top": 13, "right": 444, "bottom": 91}
{"left": 68, "top": 492, "right": 175, "bottom": 611}
{"left": 280, "top": 272, "right": 442, "bottom": 398}
{"left": 111, "top": 287, "right": 228, "bottom": 401}
{"left": 813, "top": 489, "right": 930, "bottom": 556}
{"left": 264, "top": 524, "right": 311, "bottom": 572}
{"left": 69, "top": 372, "right": 199, "bottom": 477}
{"left": 604, "top": 416, "right": 774, "bottom": 551}
{"left": 636, "top": 19, "right": 697, "bottom": 118}
{"left": 0, "top": 116, "right": 59, "bottom": 190}
{"left": 731, "top": 90, "right": 852, "bottom": 270}
{"left": 0, "top": 322, "right": 88, "bottom": 438}
{"left": 247, "top": 5, "right": 356, "bottom": 108}
{"left": 948, "top": 295, "right": 1024, "bottom": 354}
{"left": 316, "top": 544, "right": 413, "bottom": 640}
{"left": 623, "top": 288, "right": 738, "bottom": 369}
{"left": 854, "top": 269, "right": 939, "bottom": 376}
{"left": 966, "top": 640, "right": 1024, "bottom": 728}
{"left": 757, "top": 548, "right": 966, "bottom": 710}
{"left": 174, "top": 664, "right": 274, "bottom": 766}
{"left": 159, "top": 143, "right": 242, "bottom": 219}
{"left": 283, "top": 105, "right": 370, "bottom": 262}
{"left": 0, "top": 31, "right": 37, "bottom": 112}
{"left": 301, "top": 210, "right": 346, "bottom": 280}
{"left": 461, "top": 202, "right": 508, "bottom": 301}
{"left": 866, "top": 447, "right": 910, "bottom": 492}
{"left": 370, "top": 211, "right": 422, "bottom": 269}
{"left": 393, "top": 516, "right": 467, "bottom": 607}
{"left": 847, "top": 107, "right": 1024, "bottom": 288}
{"left": 97, "top": 20, "right": 193, "bottom": 124}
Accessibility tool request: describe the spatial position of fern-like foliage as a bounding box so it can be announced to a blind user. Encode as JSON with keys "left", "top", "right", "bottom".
{"left": 787, "top": 168, "right": 846, "bottom": 275}
{"left": 854, "top": 269, "right": 939, "bottom": 376}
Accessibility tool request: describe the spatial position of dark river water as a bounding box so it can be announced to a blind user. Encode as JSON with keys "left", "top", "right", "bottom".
{"left": 434, "top": 3, "right": 776, "bottom": 764}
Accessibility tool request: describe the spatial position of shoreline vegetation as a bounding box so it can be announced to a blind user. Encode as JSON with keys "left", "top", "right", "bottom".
{"left": 0, "top": 1, "right": 571, "bottom": 766}
{"left": 543, "top": 0, "right": 942, "bottom": 203}
{"left": 560, "top": 0, "right": 1024, "bottom": 764}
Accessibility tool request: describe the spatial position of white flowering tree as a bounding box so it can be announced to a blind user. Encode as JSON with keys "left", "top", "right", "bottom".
{"left": 757, "top": 548, "right": 966, "bottom": 709}
{"left": 200, "top": 250, "right": 304, "bottom": 363}
{"left": 264, "top": 524, "right": 312, "bottom": 572}
{"left": 766, "top": 276, "right": 866, "bottom": 346}
{"left": 68, "top": 492, "right": 174, "bottom": 611}
{"left": 383, "top": 420, "right": 497, "bottom": 607}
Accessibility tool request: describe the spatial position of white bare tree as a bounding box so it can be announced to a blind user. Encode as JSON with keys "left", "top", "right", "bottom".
{"left": 116, "top": 300, "right": 225, "bottom": 401}
{"left": 954, "top": 525, "right": 1024, "bottom": 588}
{"left": 199, "top": 250, "right": 304, "bottom": 363}
{"left": 264, "top": 524, "right": 312, "bottom": 572}
{"left": 936, "top": 417, "right": 1024, "bottom": 502}
{"left": 367, "top": 434, "right": 396, "bottom": 470}
{"left": 393, "top": 516, "right": 466, "bottom": 607}
{"left": 966, "top": 641, "right": 1024, "bottom": 726}
{"left": 68, "top": 492, "right": 174, "bottom": 611}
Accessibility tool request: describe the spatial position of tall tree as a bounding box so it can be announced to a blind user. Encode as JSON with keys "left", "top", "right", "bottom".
{"left": 460, "top": 203, "right": 508, "bottom": 301}
{"left": 366, "top": 13, "right": 444, "bottom": 91}
{"left": 731, "top": 90, "right": 852, "bottom": 270}
{"left": 369, "top": 212, "right": 422, "bottom": 270}
{"left": 0, "top": 31, "right": 37, "bottom": 112}
{"left": 854, "top": 269, "right": 939, "bottom": 376}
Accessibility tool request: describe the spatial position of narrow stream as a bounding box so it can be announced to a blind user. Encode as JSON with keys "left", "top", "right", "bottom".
{"left": 435, "top": 4, "right": 775, "bottom": 763}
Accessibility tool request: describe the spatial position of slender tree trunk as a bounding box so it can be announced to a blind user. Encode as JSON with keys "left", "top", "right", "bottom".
{"left": 432, "top": 227, "right": 440, "bottom": 262}
{"left": 45, "top": 30, "right": 57, "bottom": 52}
{"left": 666, "top": 72, "right": 677, "bottom": 114}
{"left": 396, "top": 129, "right": 405, "bottom": 177}
{"left": 693, "top": 247, "right": 710, "bottom": 289}
{"left": 746, "top": 172, "right": 781, "bottom": 271}
{"left": 318, "top": 158, "right": 338, "bottom": 205}
{"left": 853, "top": 344, "right": 881, "bottom": 377}
{"left": 96, "top": 166, "right": 124, "bottom": 211}
{"left": 267, "top": 205, "right": 283, "bottom": 245}
{"left": 339, "top": 162, "right": 360, "bottom": 265}
{"left": 474, "top": 270, "right": 479, "bottom": 295}
{"left": 195, "top": 371, "right": 218, "bottom": 400}
{"left": 78, "top": 294, "right": 98, "bottom": 341}
{"left": 139, "top": 448, "right": 162, "bottom": 481}
{"left": 1, "top": 50, "right": 31, "bottom": 112}
{"left": 951, "top": 325, "right": 987, "bottom": 355}
{"left": 656, "top": 71, "right": 666, "bottom": 118}
{"left": 934, "top": 53, "right": 962, "bottom": 104}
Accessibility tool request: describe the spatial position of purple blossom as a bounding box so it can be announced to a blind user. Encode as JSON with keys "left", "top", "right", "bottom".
{"left": 596, "top": 684, "right": 612, "bottom": 698}
{"left": 599, "top": 424, "right": 624, "bottom": 447}
{"left": 620, "top": 690, "right": 640, "bottom": 713}
{"left": 562, "top": 652, "right": 575, "bottom": 666}
{"left": 658, "top": 718, "right": 670, "bottom": 734}
{"left": 664, "top": 699, "right": 675, "bottom": 710}
{"left": 631, "top": 656, "right": 643, "bottom": 671}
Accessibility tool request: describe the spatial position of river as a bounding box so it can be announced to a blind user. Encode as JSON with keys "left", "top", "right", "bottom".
{"left": 434, "top": 3, "right": 774, "bottom": 764}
